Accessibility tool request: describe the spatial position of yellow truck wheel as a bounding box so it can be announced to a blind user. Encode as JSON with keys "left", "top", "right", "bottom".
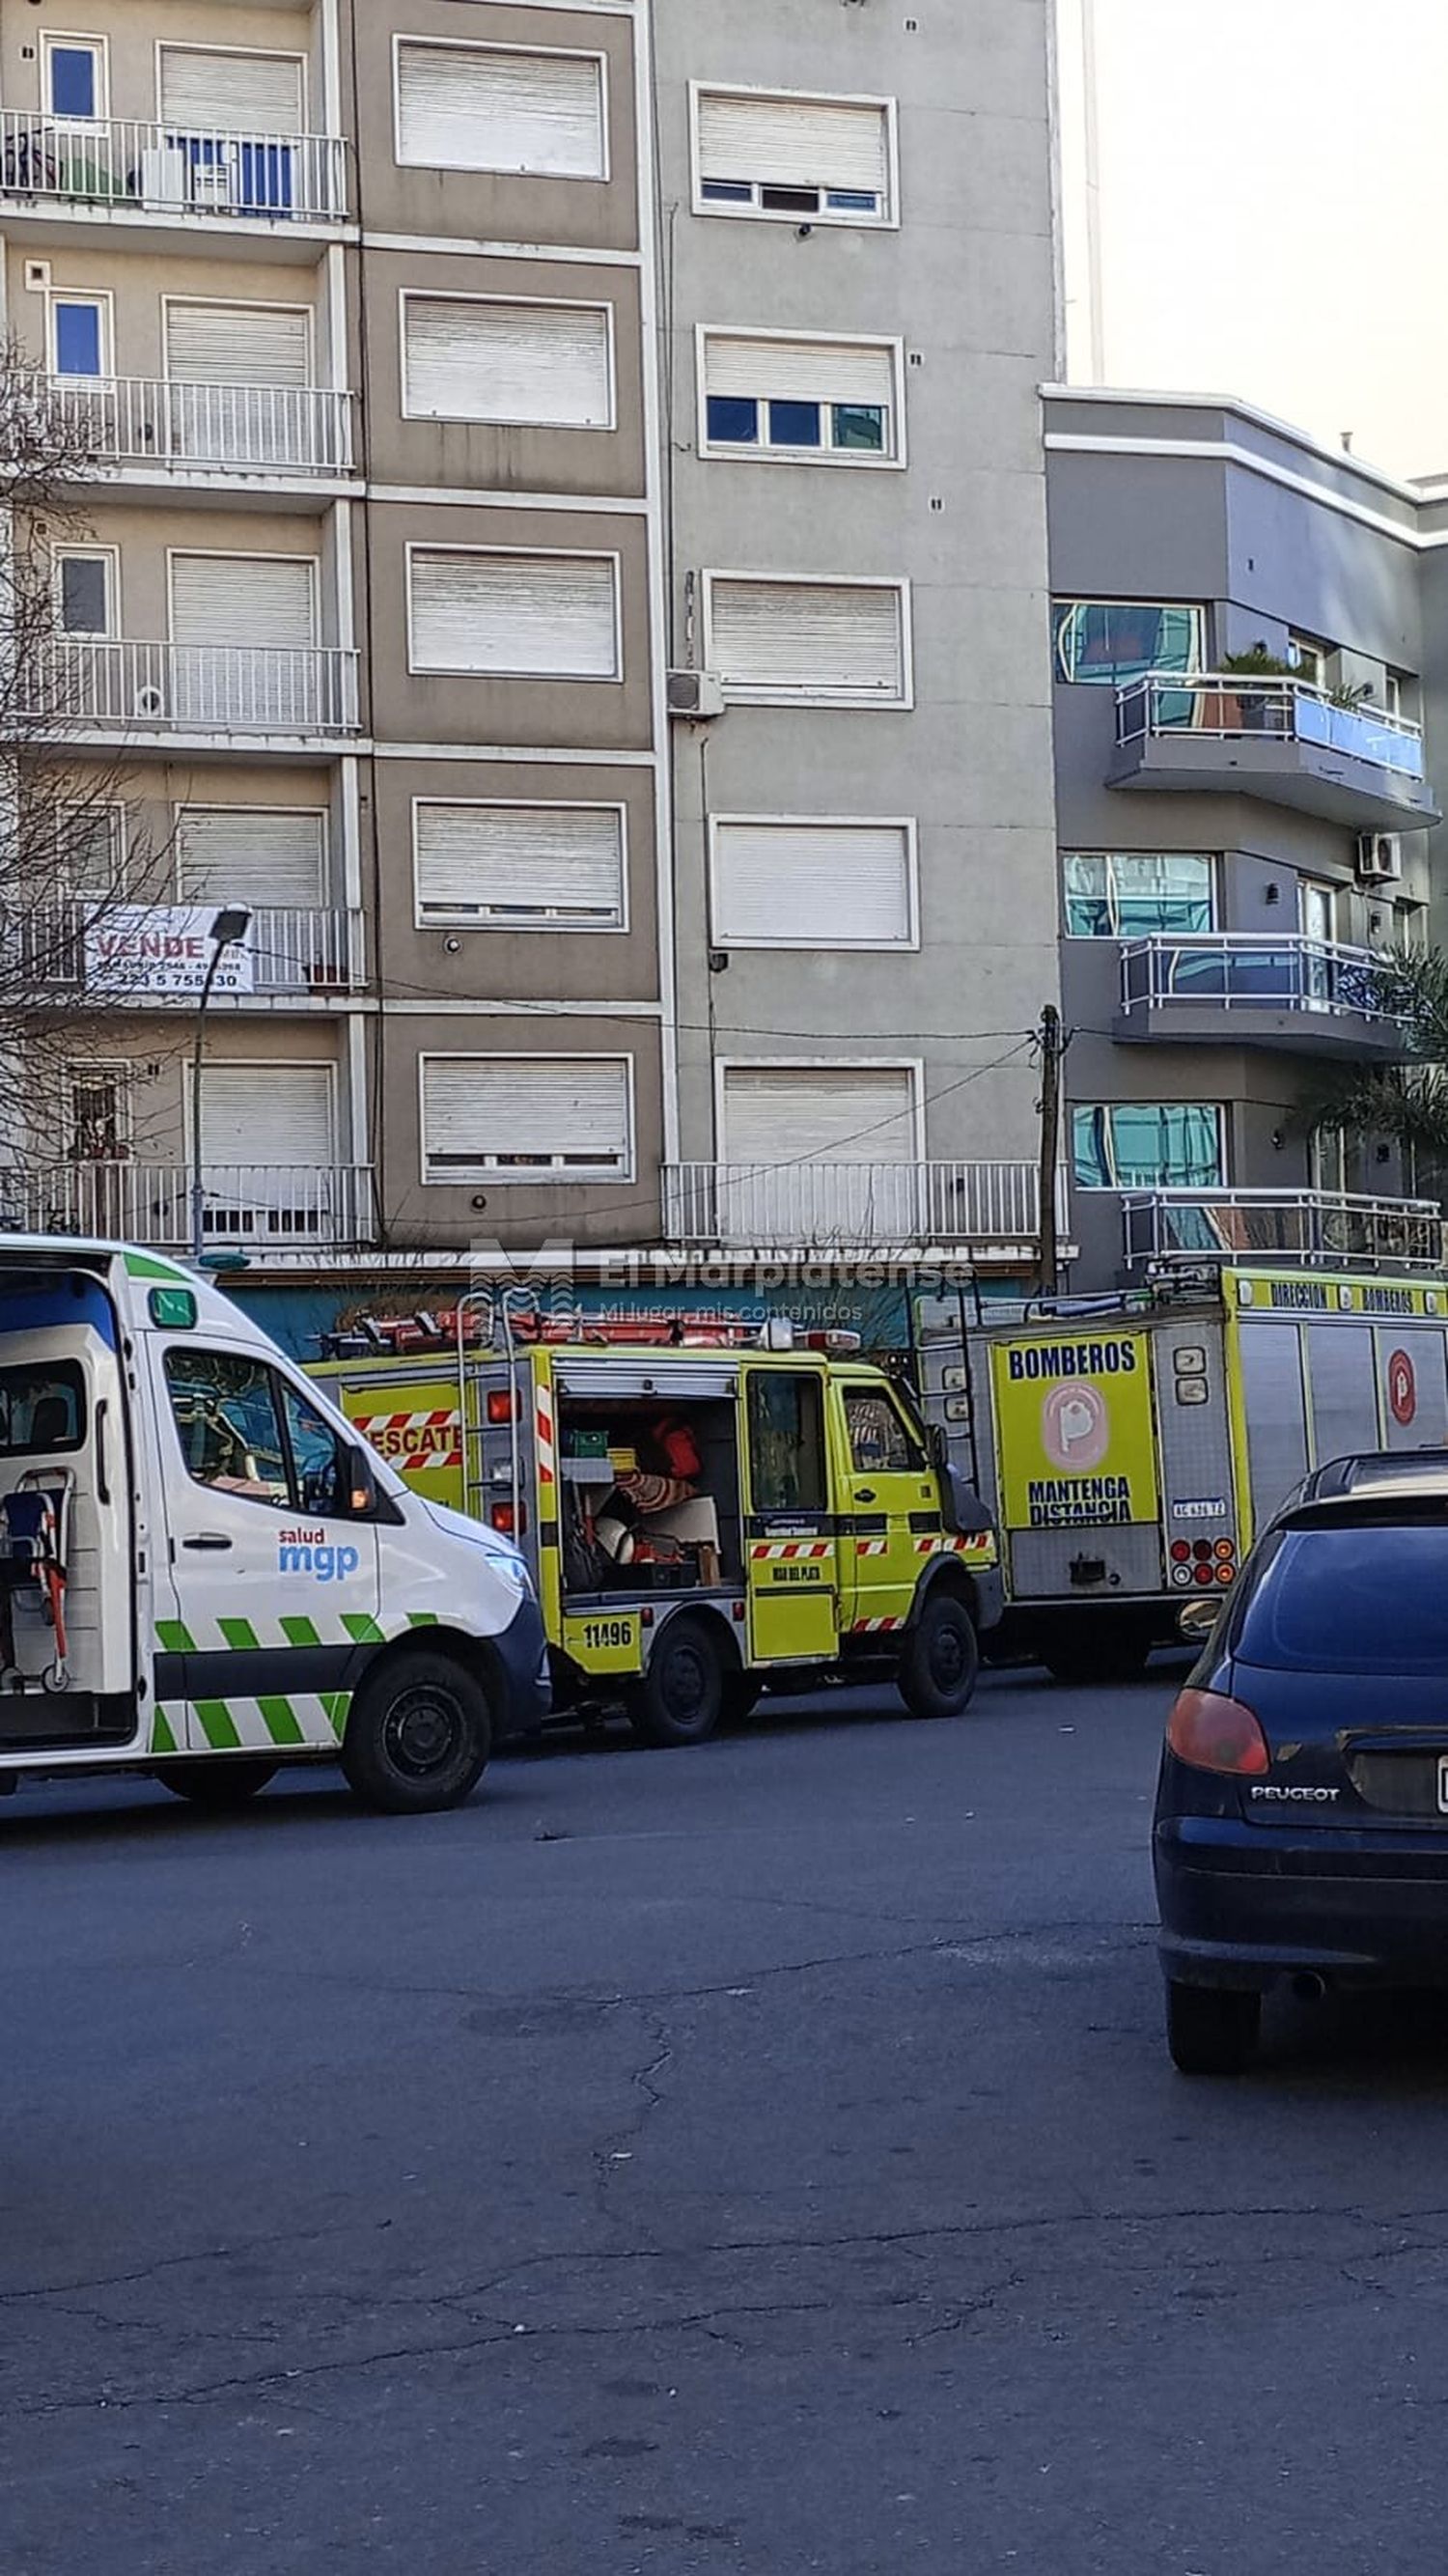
{"left": 897, "top": 1593, "right": 980, "bottom": 1720}
{"left": 627, "top": 1614, "right": 725, "bottom": 1749}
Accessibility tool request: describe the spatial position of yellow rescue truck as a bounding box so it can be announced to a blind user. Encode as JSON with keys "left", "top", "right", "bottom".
{"left": 311, "top": 1317, "right": 1001, "bottom": 1744}
{"left": 931, "top": 1266, "right": 1448, "bottom": 1681}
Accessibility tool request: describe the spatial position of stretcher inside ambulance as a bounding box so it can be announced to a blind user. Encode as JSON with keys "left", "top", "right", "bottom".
{"left": 0, "top": 1236, "right": 549, "bottom": 1812}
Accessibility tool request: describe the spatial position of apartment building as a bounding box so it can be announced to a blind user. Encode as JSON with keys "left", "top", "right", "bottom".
{"left": 0, "top": 0, "right": 1063, "bottom": 1300}
{"left": 1045, "top": 387, "right": 1448, "bottom": 1291}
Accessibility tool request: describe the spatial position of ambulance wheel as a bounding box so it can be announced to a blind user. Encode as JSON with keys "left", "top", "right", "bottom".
{"left": 341, "top": 1651, "right": 491, "bottom": 1813}
{"left": 155, "top": 1757, "right": 278, "bottom": 1808}
{"left": 627, "top": 1616, "right": 724, "bottom": 1748}
{"left": 897, "top": 1594, "right": 980, "bottom": 1719}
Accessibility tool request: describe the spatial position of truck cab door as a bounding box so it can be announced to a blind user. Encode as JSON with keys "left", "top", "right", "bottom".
{"left": 150, "top": 1337, "right": 379, "bottom": 1753}
{"left": 833, "top": 1377, "right": 938, "bottom": 1634}
{"left": 740, "top": 1363, "right": 839, "bottom": 1665}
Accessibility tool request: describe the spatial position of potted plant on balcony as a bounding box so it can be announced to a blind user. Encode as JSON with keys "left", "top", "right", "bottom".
{"left": 1213, "top": 645, "right": 1299, "bottom": 735}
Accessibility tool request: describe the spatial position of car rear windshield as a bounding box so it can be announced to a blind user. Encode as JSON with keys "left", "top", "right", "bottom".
{"left": 1237, "top": 1520, "right": 1448, "bottom": 1674}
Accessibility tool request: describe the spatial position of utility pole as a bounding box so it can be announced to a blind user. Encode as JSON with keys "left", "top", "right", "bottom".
{"left": 1037, "top": 1003, "right": 1064, "bottom": 1300}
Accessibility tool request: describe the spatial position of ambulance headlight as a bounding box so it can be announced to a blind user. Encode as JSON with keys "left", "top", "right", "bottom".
{"left": 482, "top": 1539, "right": 533, "bottom": 1602}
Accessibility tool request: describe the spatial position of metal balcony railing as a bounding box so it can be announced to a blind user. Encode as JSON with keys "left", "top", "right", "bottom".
{"left": 48, "top": 374, "right": 354, "bottom": 475}
{"left": 14, "top": 1162, "right": 376, "bottom": 1249}
{"left": 1124, "top": 1188, "right": 1445, "bottom": 1276}
{"left": 0, "top": 111, "right": 348, "bottom": 222}
{"left": 1115, "top": 674, "right": 1426, "bottom": 782}
{"left": 1120, "top": 933, "right": 1404, "bottom": 1022}
{"left": 18, "top": 902, "right": 365, "bottom": 996}
{"left": 663, "top": 1160, "right": 1054, "bottom": 1250}
{"left": 22, "top": 639, "right": 360, "bottom": 737}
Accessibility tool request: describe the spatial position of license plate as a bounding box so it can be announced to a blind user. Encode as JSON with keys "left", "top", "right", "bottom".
{"left": 1436, "top": 1754, "right": 1448, "bottom": 1816}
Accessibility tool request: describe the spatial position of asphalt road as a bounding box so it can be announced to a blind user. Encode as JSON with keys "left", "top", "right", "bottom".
{"left": 4, "top": 1666, "right": 1448, "bottom": 2573}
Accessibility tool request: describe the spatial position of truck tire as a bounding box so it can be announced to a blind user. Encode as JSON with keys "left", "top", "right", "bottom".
{"left": 155, "top": 1757, "right": 278, "bottom": 1809}
{"left": 627, "top": 1615, "right": 724, "bottom": 1748}
{"left": 897, "top": 1593, "right": 980, "bottom": 1720}
{"left": 341, "top": 1651, "right": 491, "bottom": 1813}
{"left": 1165, "top": 1980, "right": 1260, "bottom": 2077}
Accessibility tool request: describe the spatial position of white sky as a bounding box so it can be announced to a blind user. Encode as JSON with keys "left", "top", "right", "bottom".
{"left": 1055, "top": 0, "right": 1448, "bottom": 481}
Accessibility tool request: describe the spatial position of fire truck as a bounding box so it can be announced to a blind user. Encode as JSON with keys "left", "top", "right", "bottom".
{"left": 310, "top": 1307, "right": 1001, "bottom": 1745}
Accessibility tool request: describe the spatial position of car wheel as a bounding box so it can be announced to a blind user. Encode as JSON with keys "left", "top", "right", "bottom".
{"left": 155, "top": 1757, "right": 279, "bottom": 1809}
{"left": 341, "top": 1651, "right": 491, "bottom": 1813}
{"left": 627, "top": 1616, "right": 724, "bottom": 1748}
{"left": 1165, "top": 1980, "right": 1261, "bottom": 2076}
{"left": 897, "top": 1594, "right": 980, "bottom": 1719}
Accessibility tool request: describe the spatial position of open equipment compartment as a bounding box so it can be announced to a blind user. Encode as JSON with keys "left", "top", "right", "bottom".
{"left": 0, "top": 1256, "right": 138, "bottom": 1745}
{"left": 554, "top": 1368, "right": 743, "bottom": 1607}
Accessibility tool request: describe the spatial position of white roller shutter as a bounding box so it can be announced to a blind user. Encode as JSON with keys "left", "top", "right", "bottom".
{"left": 722, "top": 1067, "right": 916, "bottom": 1164}
{"left": 395, "top": 42, "right": 605, "bottom": 178}
{"left": 708, "top": 578, "right": 905, "bottom": 702}
{"left": 170, "top": 554, "right": 315, "bottom": 647}
{"left": 696, "top": 90, "right": 890, "bottom": 196}
{"left": 421, "top": 1056, "right": 630, "bottom": 1179}
{"left": 201, "top": 1065, "right": 333, "bottom": 1165}
{"left": 403, "top": 295, "right": 611, "bottom": 428}
{"left": 712, "top": 821, "right": 912, "bottom": 946}
{"left": 414, "top": 802, "right": 623, "bottom": 924}
{"left": 409, "top": 549, "right": 618, "bottom": 678}
{"left": 165, "top": 302, "right": 310, "bottom": 385}
{"left": 179, "top": 807, "right": 325, "bottom": 905}
{"left": 158, "top": 47, "right": 304, "bottom": 130}
{"left": 705, "top": 334, "right": 895, "bottom": 407}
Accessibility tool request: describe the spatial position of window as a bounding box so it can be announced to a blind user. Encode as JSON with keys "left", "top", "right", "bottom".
{"left": 165, "top": 1349, "right": 291, "bottom": 1504}
{"left": 1072, "top": 1104, "right": 1224, "bottom": 1191}
{"left": 420, "top": 1055, "right": 632, "bottom": 1184}
{"left": 57, "top": 800, "right": 124, "bottom": 894}
{"left": 394, "top": 40, "right": 606, "bottom": 179}
{"left": 721, "top": 1064, "right": 917, "bottom": 1165}
{"left": 67, "top": 1066, "right": 130, "bottom": 1161}
{"left": 1237, "top": 1523, "right": 1448, "bottom": 1677}
{"left": 0, "top": 1361, "right": 85, "bottom": 1458}
{"left": 408, "top": 547, "right": 620, "bottom": 680}
{"left": 1062, "top": 853, "right": 1214, "bottom": 938}
{"left": 710, "top": 819, "right": 915, "bottom": 948}
{"left": 693, "top": 86, "right": 894, "bottom": 225}
{"left": 700, "top": 331, "right": 899, "bottom": 462}
{"left": 177, "top": 807, "right": 326, "bottom": 908}
{"left": 42, "top": 34, "right": 105, "bottom": 121}
{"left": 278, "top": 1378, "right": 349, "bottom": 1518}
{"left": 402, "top": 294, "right": 612, "bottom": 429}
{"left": 49, "top": 294, "right": 108, "bottom": 379}
{"left": 747, "top": 1371, "right": 827, "bottom": 1515}
{"left": 843, "top": 1386, "right": 920, "bottom": 1474}
{"left": 413, "top": 801, "right": 626, "bottom": 930}
{"left": 1288, "top": 633, "right": 1328, "bottom": 688}
{"left": 1052, "top": 602, "right": 1205, "bottom": 686}
{"left": 706, "top": 575, "right": 909, "bottom": 706}
{"left": 56, "top": 547, "right": 114, "bottom": 636}
{"left": 156, "top": 47, "right": 304, "bottom": 132}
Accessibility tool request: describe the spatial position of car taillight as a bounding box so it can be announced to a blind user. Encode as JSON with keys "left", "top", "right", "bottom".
{"left": 1166, "top": 1688, "right": 1269, "bottom": 1777}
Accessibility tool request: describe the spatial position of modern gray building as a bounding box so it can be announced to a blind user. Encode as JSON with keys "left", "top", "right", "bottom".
{"left": 1044, "top": 386, "right": 1448, "bottom": 1291}
{"left": 0, "top": 0, "right": 1065, "bottom": 1299}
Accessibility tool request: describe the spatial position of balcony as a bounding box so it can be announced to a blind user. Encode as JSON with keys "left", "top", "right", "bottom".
{"left": 23, "top": 639, "right": 359, "bottom": 744}
{"left": 49, "top": 375, "right": 354, "bottom": 480}
{"left": 14, "top": 1162, "right": 376, "bottom": 1252}
{"left": 1124, "top": 1189, "right": 1445, "bottom": 1277}
{"left": 1109, "top": 675, "right": 1439, "bottom": 832}
{"left": 19, "top": 902, "right": 365, "bottom": 1000}
{"left": 0, "top": 112, "right": 349, "bottom": 232}
{"left": 663, "top": 1162, "right": 1061, "bottom": 1261}
{"left": 1118, "top": 934, "right": 1416, "bottom": 1060}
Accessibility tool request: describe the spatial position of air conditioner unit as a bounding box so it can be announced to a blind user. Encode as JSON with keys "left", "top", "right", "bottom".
{"left": 1354, "top": 831, "right": 1404, "bottom": 885}
{"left": 133, "top": 684, "right": 167, "bottom": 720}
{"left": 667, "top": 669, "right": 725, "bottom": 721}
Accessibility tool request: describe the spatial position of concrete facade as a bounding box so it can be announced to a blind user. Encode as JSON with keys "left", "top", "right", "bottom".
{"left": 1045, "top": 388, "right": 1448, "bottom": 1289}
{"left": 1, "top": 0, "right": 1064, "bottom": 1282}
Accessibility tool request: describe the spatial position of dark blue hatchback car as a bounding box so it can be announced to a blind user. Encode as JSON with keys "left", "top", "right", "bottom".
{"left": 1154, "top": 1455, "right": 1448, "bottom": 2074}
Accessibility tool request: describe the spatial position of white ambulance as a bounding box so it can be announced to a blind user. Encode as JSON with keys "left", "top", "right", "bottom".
{"left": 0, "top": 1234, "right": 548, "bottom": 1811}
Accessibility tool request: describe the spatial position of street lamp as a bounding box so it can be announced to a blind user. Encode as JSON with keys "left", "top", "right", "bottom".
{"left": 189, "top": 905, "right": 251, "bottom": 1264}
